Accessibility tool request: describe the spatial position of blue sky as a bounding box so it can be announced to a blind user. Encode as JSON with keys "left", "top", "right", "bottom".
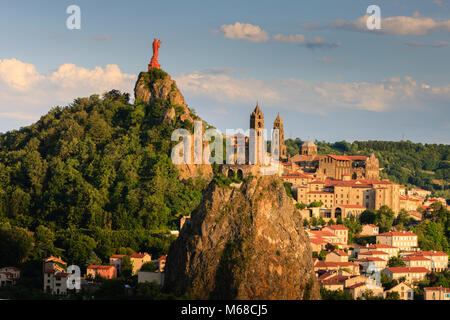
{"left": 0, "top": 0, "right": 449, "bottom": 143}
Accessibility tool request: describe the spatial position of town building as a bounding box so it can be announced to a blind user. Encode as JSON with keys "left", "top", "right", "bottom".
{"left": 0, "top": 267, "right": 20, "bottom": 286}
{"left": 360, "top": 224, "right": 379, "bottom": 236}
{"left": 406, "top": 251, "right": 448, "bottom": 272}
{"left": 109, "top": 254, "right": 125, "bottom": 273}
{"left": 44, "top": 269, "right": 70, "bottom": 295}
{"left": 424, "top": 287, "right": 450, "bottom": 300}
{"left": 382, "top": 267, "right": 430, "bottom": 283}
{"left": 314, "top": 260, "right": 360, "bottom": 275}
{"left": 357, "top": 250, "right": 390, "bottom": 261}
{"left": 287, "top": 141, "right": 380, "bottom": 181}
{"left": 155, "top": 255, "right": 167, "bottom": 273}
{"left": 325, "top": 250, "right": 349, "bottom": 263}
{"left": 376, "top": 231, "right": 418, "bottom": 252}
{"left": 323, "top": 225, "right": 349, "bottom": 244}
{"left": 86, "top": 265, "right": 117, "bottom": 280}
{"left": 401, "top": 255, "right": 432, "bottom": 270}
{"left": 345, "top": 280, "right": 384, "bottom": 300}
{"left": 357, "top": 243, "right": 400, "bottom": 258}
{"left": 43, "top": 256, "right": 67, "bottom": 273}
{"left": 354, "top": 257, "right": 387, "bottom": 273}
{"left": 384, "top": 282, "right": 414, "bottom": 300}
{"left": 130, "top": 252, "right": 152, "bottom": 275}
{"left": 294, "top": 177, "right": 401, "bottom": 220}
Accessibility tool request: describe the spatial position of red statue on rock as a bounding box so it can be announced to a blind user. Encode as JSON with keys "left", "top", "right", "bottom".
{"left": 148, "top": 38, "right": 162, "bottom": 70}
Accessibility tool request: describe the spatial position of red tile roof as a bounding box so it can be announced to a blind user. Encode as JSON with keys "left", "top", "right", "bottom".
{"left": 378, "top": 231, "right": 417, "bottom": 237}
{"left": 355, "top": 257, "right": 385, "bottom": 262}
{"left": 110, "top": 254, "right": 125, "bottom": 259}
{"left": 346, "top": 282, "right": 370, "bottom": 289}
{"left": 402, "top": 256, "right": 431, "bottom": 261}
{"left": 385, "top": 267, "right": 430, "bottom": 273}
{"left": 424, "top": 287, "right": 450, "bottom": 292}
{"left": 310, "top": 238, "right": 327, "bottom": 245}
{"left": 410, "top": 251, "right": 448, "bottom": 257}
{"left": 43, "top": 256, "right": 67, "bottom": 264}
{"left": 158, "top": 255, "right": 167, "bottom": 261}
{"left": 130, "top": 253, "right": 148, "bottom": 259}
{"left": 366, "top": 244, "right": 396, "bottom": 249}
{"left": 87, "top": 265, "right": 115, "bottom": 270}
{"left": 315, "top": 261, "right": 358, "bottom": 268}
{"left": 359, "top": 250, "right": 389, "bottom": 256}
{"left": 326, "top": 225, "right": 348, "bottom": 231}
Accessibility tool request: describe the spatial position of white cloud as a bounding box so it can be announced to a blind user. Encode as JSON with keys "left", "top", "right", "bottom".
{"left": 273, "top": 33, "right": 340, "bottom": 49}
{"left": 0, "top": 58, "right": 136, "bottom": 123}
{"left": 331, "top": 12, "right": 450, "bottom": 35}
{"left": 175, "top": 71, "right": 450, "bottom": 114}
{"left": 273, "top": 34, "right": 306, "bottom": 43}
{"left": 220, "top": 22, "right": 269, "bottom": 42}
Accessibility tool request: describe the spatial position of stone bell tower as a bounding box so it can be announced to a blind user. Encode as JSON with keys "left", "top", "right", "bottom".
{"left": 273, "top": 113, "right": 287, "bottom": 161}
{"left": 250, "top": 103, "right": 264, "bottom": 165}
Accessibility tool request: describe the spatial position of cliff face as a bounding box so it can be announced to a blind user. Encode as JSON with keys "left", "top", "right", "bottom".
{"left": 164, "top": 175, "right": 320, "bottom": 300}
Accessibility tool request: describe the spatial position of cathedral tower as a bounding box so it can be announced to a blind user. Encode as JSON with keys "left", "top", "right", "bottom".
{"left": 273, "top": 113, "right": 287, "bottom": 160}
{"left": 250, "top": 103, "right": 264, "bottom": 165}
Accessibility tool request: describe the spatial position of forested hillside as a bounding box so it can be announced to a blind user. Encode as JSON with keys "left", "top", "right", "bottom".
{"left": 0, "top": 69, "right": 209, "bottom": 268}
{"left": 286, "top": 138, "right": 450, "bottom": 199}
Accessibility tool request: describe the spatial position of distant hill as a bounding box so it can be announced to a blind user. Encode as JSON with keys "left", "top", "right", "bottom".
{"left": 286, "top": 138, "right": 450, "bottom": 199}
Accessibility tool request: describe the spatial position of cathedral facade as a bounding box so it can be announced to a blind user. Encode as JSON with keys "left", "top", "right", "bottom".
{"left": 288, "top": 141, "right": 380, "bottom": 181}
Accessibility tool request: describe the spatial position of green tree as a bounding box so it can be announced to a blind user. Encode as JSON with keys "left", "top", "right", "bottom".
{"left": 120, "top": 256, "right": 133, "bottom": 278}
{"left": 385, "top": 291, "right": 400, "bottom": 300}
{"left": 140, "top": 261, "right": 158, "bottom": 272}
{"left": 388, "top": 256, "right": 406, "bottom": 267}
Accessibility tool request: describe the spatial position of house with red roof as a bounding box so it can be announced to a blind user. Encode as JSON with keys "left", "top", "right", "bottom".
{"left": 130, "top": 252, "right": 152, "bottom": 275}
{"left": 424, "top": 287, "right": 450, "bottom": 300}
{"left": 382, "top": 267, "right": 430, "bottom": 283}
{"left": 43, "top": 256, "right": 67, "bottom": 273}
{"left": 325, "top": 250, "right": 349, "bottom": 263}
{"left": 354, "top": 257, "right": 387, "bottom": 273}
{"left": 109, "top": 254, "right": 125, "bottom": 274}
{"left": 86, "top": 265, "right": 117, "bottom": 279}
{"left": 360, "top": 224, "right": 379, "bottom": 236}
{"left": 323, "top": 225, "right": 349, "bottom": 244}
{"left": 44, "top": 269, "right": 71, "bottom": 295}
{"left": 0, "top": 267, "right": 20, "bottom": 287}
{"left": 401, "top": 255, "right": 432, "bottom": 270}
{"left": 357, "top": 243, "right": 399, "bottom": 258}
{"left": 406, "top": 251, "right": 448, "bottom": 272}
{"left": 314, "top": 261, "right": 360, "bottom": 275}
{"left": 357, "top": 250, "right": 390, "bottom": 261}
{"left": 376, "top": 231, "right": 418, "bottom": 252}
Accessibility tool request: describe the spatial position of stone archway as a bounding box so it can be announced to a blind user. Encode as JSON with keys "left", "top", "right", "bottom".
{"left": 237, "top": 169, "right": 244, "bottom": 179}
{"left": 335, "top": 207, "right": 342, "bottom": 219}
{"left": 227, "top": 169, "right": 235, "bottom": 178}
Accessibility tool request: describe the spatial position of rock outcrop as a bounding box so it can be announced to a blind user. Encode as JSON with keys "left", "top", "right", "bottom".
{"left": 133, "top": 68, "right": 212, "bottom": 181}
{"left": 164, "top": 175, "right": 320, "bottom": 300}
{"left": 134, "top": 69, "right": 192, "bottom": 123}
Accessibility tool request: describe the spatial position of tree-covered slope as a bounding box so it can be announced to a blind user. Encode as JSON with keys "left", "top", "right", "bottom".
{"left": 0, "top": 73, "right": 206, "bottom": 233}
